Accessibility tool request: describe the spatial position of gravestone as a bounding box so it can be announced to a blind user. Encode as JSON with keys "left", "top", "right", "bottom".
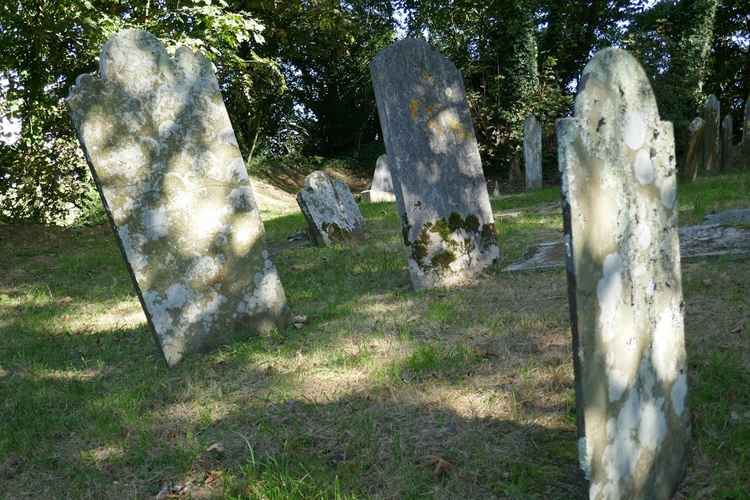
{"left": 557, "top": 48, "right": 689, "bottom": 499}
{"left": 703, "top": 94, "right": 720, "bottom": 171}
{"left": 370, "top": 38, "right": 500, "bottom": 290}
{"left": 524, "top": 115, "right": 543, "bottom": 190}
{"left": 683, "top": 117, "right": 704, "bottom": 181}
{"left": 367, "top": 154, "right": 397, "bottom": 203}
{"left": 296, "top": 171, "right": 364, "bottom": 246}
{"left": 67, "top": 30, "right": 289, "bottom": 367}
{"left": 743, "top": 98, "right": 750, "bottom": 167}
{"left": 721, "top": 114, "right": 733, "bottom": 170}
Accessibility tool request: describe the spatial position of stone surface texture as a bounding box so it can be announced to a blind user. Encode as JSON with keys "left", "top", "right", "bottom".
{"left": 703, "top": 94, "right": 720, "bottom": 171}
{"left": 524, "top": 115, "right": 543, "bottom": 190}
{"left": 556, "top": 48, "right": 689, "bottom": 499}
{"left": 683, "top": 117, "right": 704, "bottom": 182}
{"left": 368, "top": 154, "right": 397, "bottom": 202}
{"left": 721, "top": 114, "right": 734, "bottom": 170}
{"left": 67, "top": 30, "right": 288, "bottom": 367}
{"left": 296, "top": 171, "right": 364, "bottom": 246}
{"left": 370, "top": 38, "right": 499, "bottom": 290}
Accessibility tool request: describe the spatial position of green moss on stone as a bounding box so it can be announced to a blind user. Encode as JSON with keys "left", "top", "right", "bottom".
{"left": 431, "top": 250, "right": 456, "bottom": 268}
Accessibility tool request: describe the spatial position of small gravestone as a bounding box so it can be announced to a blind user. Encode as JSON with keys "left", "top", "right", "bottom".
{"left": 683, "top": 117, "right": 704, "bottom": 181}
{"left": 67, "top": 30, "right": 289, "bottom": 366}
{"left": 524, "top": 115, "right": 543, "bottom": 190}
{"left": 367, "top": 154, "right": 397, "bottom": 203}
{"left": 296, "top": 171, "right": 364, "bottom": 246}
{"left": 557, "top": 48, "right": 689, "bottom": 499}
{"left": 370, "top": 39, "right": 500, "bottom": 290}
{"left": 721, "top": 114, "right": 734, "bottom": 170}
{"left": 703, "top": 94, "right": 720, "bottom": 171}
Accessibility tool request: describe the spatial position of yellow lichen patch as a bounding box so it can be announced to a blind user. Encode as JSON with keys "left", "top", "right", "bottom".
{"left": 409, "top": 98, "right": 421, "bottom": 120}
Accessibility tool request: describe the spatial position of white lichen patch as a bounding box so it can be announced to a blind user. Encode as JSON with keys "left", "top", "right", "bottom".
{"left": 578, "top": 436, "right": 593, "bottom": 480}
{"left": 597, "top": 252, "right": 623, "bottom": 342}
{"left": 633, "top": 148, "right": 655, "bottom": 185}
{"left": 143, "top": 206, "right": 169, "bottom": 240}
{"left": 652, "top": 305, "right": 680, "bottom": 383}
{"left": 624, "top": 111, "right": 647, "bottom": 150}
{"left": 638, "top": 398, "right": 667, "bottom": 450}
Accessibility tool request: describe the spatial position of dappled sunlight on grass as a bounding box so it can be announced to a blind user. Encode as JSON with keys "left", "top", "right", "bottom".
{"left": 0, "top": 171, "right": 748, "bottom": 497}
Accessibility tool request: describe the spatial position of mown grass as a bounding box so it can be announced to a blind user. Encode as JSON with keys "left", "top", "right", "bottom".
{"left": 0, "top": 171, "right": 748, "bottom": 499}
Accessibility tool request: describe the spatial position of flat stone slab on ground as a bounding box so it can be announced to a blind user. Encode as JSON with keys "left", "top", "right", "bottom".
{"left": 296, "top": 171, "right": 364, "bottom": 246}
{"left": 703, "top": 208, "right": 750, "bottom": 226}
{"left": 505, "top": 222, "right": 750, "bottom": 272}
{"left": 67, "top": 30, "right": 288, "bottom": 367}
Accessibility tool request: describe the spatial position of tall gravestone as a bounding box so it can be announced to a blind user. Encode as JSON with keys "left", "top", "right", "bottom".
{"left": 721, "top": 114, "right": 734, "bottom": 170}
{"left": 370, "top": 39, "right": 500, "bottom": 290}
{"left": 684, "top": 117, "right": 705, "bottom": 182}
{"left": 743, "top": 97, "right": 750, "bottom": 167}
{"left": 703, "top": 94, "right": 720, "bottom": 171}
{"left": 557, "top": 48, "right": 689, "bottom": 499}
{"left": 368, "top": 154, "right": 397, "bottom": 203}
{"left": 296, "top": 171, "right": 364, "bottom": 246}
{"left": 67, "top": 30, "right": 289, "bottom": 366}
{"left": 524, "top": 115, "right": 543, "bottom": 190}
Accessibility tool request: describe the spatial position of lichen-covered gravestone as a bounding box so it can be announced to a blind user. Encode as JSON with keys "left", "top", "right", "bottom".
{"left": 683, "top": 117, "right": 704, "bottom": 181}
{"left": 368, "top": 154, "right": 397, "bottom": 203}
{"left": 557, "top": 48, "right": 689, "bottom": 499}
{"left": 296, "top": 171, "right": 364, "bottom": 246}
{"left": 524, "top": 115, "right": 543, "bottom": 190}
{"left": 67, "top": 30, "right": 288, "bottom": 367}
{"left": 721, "top": 114, "right": 734, "bottom": 170}
{"left": 370, "top": 38, "right": 499, "bottom": 290}
{"left": 703, "top": 94, "right": 720, "bottom": 171}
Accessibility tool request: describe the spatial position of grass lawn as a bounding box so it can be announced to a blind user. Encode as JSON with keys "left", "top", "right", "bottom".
{"left": 1, "top": 172, "right": 749, "bottom": 499}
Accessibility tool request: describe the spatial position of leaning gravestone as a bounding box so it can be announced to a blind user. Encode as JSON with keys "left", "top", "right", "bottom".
{"left": 367, "top": 154, "right": 397, "bottom": 203}
{"left": 721, "top": 114, "right": 733, "bottom": 170}
{"left": 703, "top": 94, "right": 720, "bottom": 171}
{"left": 370, "top": 38, "right": 500, "bottom": 290}
{"left": 684, "top": 117, "right": 704, "bottom": 181}
{"left": 557, "top": 48, "right": 689, "bottom": 499}
{"left": 67, "top": 30, "right": 289, "bottom": 367}
{"left": 524, "top": 115, "right": 543, "bottom": 190}
{"left": 296, "top": 171, "right": 364, "bottom": 246}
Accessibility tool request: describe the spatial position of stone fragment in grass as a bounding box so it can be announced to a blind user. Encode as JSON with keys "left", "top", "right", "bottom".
{"left": 557, "top": 47, "right": 689, "bottom": 499}
{"left": 524, "top": 114, "right": 543, "bottom": 190}
{"left": 366, "top": 154, "right": 397, "bottom": 203}
{"left": 67, "top": 30, "right": 289, "bottom": 367}
{"left": 370, "top": 39, "right": 500, "bottom": 289}
{"left": 703, "top": 94, "right": 721, "bottom": 172}
{"left": 296, "top": 171, "right": 364, "bottom": 246}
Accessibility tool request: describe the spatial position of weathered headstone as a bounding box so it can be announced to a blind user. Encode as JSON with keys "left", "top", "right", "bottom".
{"left": 67, "top": 30, "right": 289, "bottom": 367}
{"left": 524, "top": 114, "right": 543, "bottom": 190}
{"left": 367, "top": 154, "right": 397, "bottom": 203}
{"left": 370, "top": 38, "right": 500, "bottom": 290}
{"left": 721, "top": 114, "right": 734, "bottom": 170}
{"left": 683, "top": 117, "right": 704, "bottom": 181}
{"left": 296, "top": 171, "right": 364, "bottom": 246}
{"left": 557, "top": 48, "right": 689, "bottom": 499}
{"left": 703, "top": 94, "right": 720, "bottom": 171}
{"left": 743, "top": 97, "right": 750, "bottom": 167}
